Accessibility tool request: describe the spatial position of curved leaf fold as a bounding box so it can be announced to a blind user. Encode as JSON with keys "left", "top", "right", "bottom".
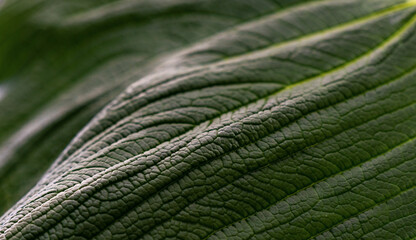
{"left": 0, "top": 0, "right": 416, "bottom": 239}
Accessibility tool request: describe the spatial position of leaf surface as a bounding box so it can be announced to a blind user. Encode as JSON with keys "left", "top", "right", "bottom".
{"left": 1, "top": 0, "right": 416, "bottom": 239}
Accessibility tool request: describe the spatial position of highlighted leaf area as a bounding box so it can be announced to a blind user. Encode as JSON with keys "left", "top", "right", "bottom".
{"left": 0, "top": 0, "right": 416, "bottom": 239}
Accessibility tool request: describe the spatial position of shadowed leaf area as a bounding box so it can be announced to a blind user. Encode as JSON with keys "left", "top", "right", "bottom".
{"left": 0, "top": 0, "right": 416, "bottom": 239}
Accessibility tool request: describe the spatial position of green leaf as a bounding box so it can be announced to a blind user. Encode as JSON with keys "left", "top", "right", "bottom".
{"left": 1, "top": 0, "right": 416, "bottom": 239}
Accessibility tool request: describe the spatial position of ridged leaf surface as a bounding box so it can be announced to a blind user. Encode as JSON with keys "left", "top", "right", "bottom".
{"left": 1, "top": 0, "right": 416, "bottom": 239}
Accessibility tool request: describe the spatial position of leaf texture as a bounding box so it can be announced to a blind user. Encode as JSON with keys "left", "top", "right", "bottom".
{"left": 1, "top": 0, "right": 416, "bottom": 239}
